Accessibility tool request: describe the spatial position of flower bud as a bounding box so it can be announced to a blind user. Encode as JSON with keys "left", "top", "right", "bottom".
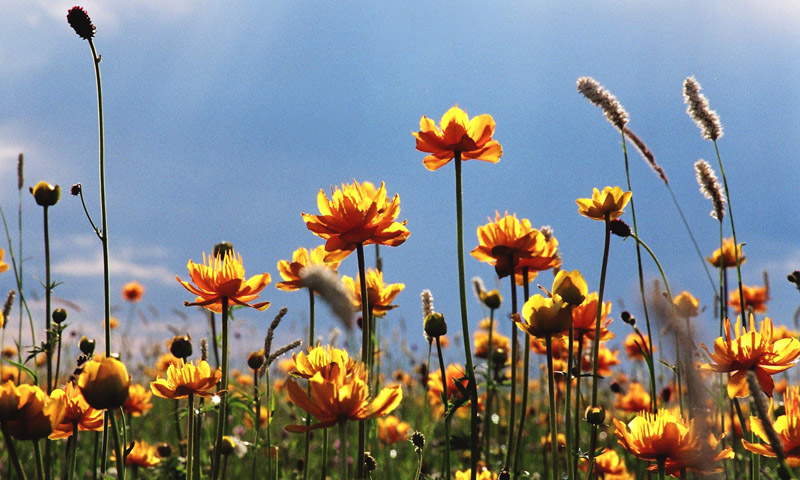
{"left": 364, "top": 453, "right": 377, "bottom": 472}
{"left": 66, "top": 6, "right": 95, "bottom": 40}
{"left": 584, "top": 405, "right": 606, "bottom": 426}
{"left": 220, "top": 436, "right": 236, "bottom": 456}
{"left": 424, "top": 312, "right": 447, "bottom": 338}
{"left": 213, "top": 241, "right": 234, "bottom": 260}
{"left": 30, "top": 181, "right": 61, "bottom": 207}
{"left": 410, "top": 431, "right": 425, "bottom": 449}
{"left": 156, "top": 443, "right": 172, "bottom": 458}
{"left": 79, "top": 336, "right": 96, "bottom": 355}
{"left": 247, "top": 350, "right": 265, "bottom": 370}
{"left": 78, "top": 356, "right": 131, "bottom": 410}
{"left": 169, "top": 336, "right": 193, "bottom": 360}
{"left": 480, "top": 289, "right": 503, "bottom": 310}
{"left": 621, "top": 311, "right": 636, "bottom": 326}
{"left": 552, "top": 270, "right": 587, "bottom": 306}
{"left": 52, "top": 308, "right": 68, "bottom": 324}
{"left": 491, "top": 347, "right": 509, "bottom": 367}
{"left": 70, "top": 183, "right": 82, "bottom": 196}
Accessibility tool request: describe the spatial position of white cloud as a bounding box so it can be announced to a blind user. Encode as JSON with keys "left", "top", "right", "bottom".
{"left": 51, "top": 241, "right": 176, "bottom": 286}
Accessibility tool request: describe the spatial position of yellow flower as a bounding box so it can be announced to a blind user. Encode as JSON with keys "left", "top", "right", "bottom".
{"left": 291, "top": 345, "right": 359, "bottom": 380}
{"left": 614, "top": 382, "right": 651, "bottom": 413}
{"left": 584, "top": 449, "right": 630, "bottom": 478}
{"left": 729, "top": 284, "right": 768, "bottom": 314}
{"left": 301, "top": 181, "right": 410, "bottom": 262}
{"left": 0, "top": 381, "right": 66, "bottom": 440}
{"left": 569, "top": 292, "right": 614, "bottom": 341}
{"left": 50, "top": 381, "right": 104, "bottom": 439}
{"left": 427, "top": 363, "right": 470, "bottom": 416}
{"left": 114, "top": 440, "right": 161, "bottom": 468}
{"left": 552, "top": 269, "right": 588, "bottom": 306}
{"left": 413, "top": 105, "right": 502, "bottom": 171}
{"left": 176, "top": 250, "right": 271, "bottom": 313}
{"left": 150, "top": 359, "right": 222, "bottom": 399}
{"left": 576, "top": 186, "right": 632, "bottom": 221}
{"left": 701, "top": 315, "right": 800, "bottom": 397}
{"left": 341, "top": 268, "right": 404, "bottom": 317}
{"left": 78, "top": 356, "right": 131, "bottom": 410}
{"left": 743, "top": 385, "right": 800, "bottom": 466}
{"left": 470, "top": 211, "right": 558, "bottom": 280}
{"left": 614, "top": 408, "right": 732, "bottom": 475}
{"left": 121, "top": 281, "right": 144, "bottom": 302}
{"left": 706, "top": 237, "right": 745, "bottom": 268}
{"left": 285, "top": 363, "right": 402, "bottom": 432}
{"left": 123, "top": 383, "right": 153, "bottom": 417}
{"left": 516, "top": 294, "right": 573, "bottom": 338}
{"left": 623, "top": 332, "right": 656, "bottom": 360}
{"left": 473, "top": 329, "right": 510, "bottom": 359}
{"left": 276, "top": 245, "right": 340, "bottom": 291}
{"left": 582, "top": 346, "right": 620, "bottom": 377}
{"left": 377, "top": 414, "right": 411, "bottom": 445}
{"left": 0, "top": 248, "right": 9, "bottom": 275}
{"left": 673, "top": 291, "right": 700, "bottom": 318}
{"left": 454, "top": 468, "right": 497, "bottom": 480}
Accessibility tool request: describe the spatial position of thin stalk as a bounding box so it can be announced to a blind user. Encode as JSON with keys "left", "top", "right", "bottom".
{"left": 571, "top": 332, "right": 585, "bottom": 478}
{"left": 355, "top": 242, "right": 371, "bottom": 479}
{"left": 42, "top": 205, "right": 53, "bottom": 480}
{"left": 65, "top": 423, "right": 79, "bottom": 480}
{"left": 34, "top": 439, "right": 44, "bottom": 480}
{"left": 339, "top": 421, "right": 349, "bottom": 480}
{"left": 211, "top": 296, "right": 230, "bottom": 480}
{"left": 187, "top": 393, "right": 195, "bottom": 480}
{"left": 209, "top": 312, "right": 220, "bottom": 369}
{"left": 110, "top": 410, "right": 125, "bottom": 480}
{"left": 453, "top": 152, "right": 480, "bottom": 480}
{"left": 712, "top": 141, "right": 746, "bottom": 316}
{"left": 513, "top": 269, "right": 531, "bottom": 476}
{"left": 173, "top": 399, "right": 184, "bottom": 455}
{"left": 251, "top": 371, "right": 261, "bottom": 480}
{"left": 564, "top": 327, "right": 575, "bottom": 480}
{"left": 1, "top": 423, "right": 29, "bottom": 480}
{"left": 657, "top": 456, "right": 667, "bottom": 480}
{"left": 482, "top": 308, "right": 496, "bottom": 465}
{"left": 545, "top": 335, "right": 560, "bottom": 480}
{"left": 303, "top": 288, "right": 314, "bottom": 480}
{"left": 321, "top": 428, "right": 329, "bottom": 480}
{"left": 436, "top": 336, "right": 451, "bottom": 480}
{"left": 504, "top": 264, "right": 518, "bottom": 471}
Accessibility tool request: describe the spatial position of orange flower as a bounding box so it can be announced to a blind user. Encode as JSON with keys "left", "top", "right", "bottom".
{"left": 706, "top": 237, "right": 745, "bottom": 268}
{"left": 150, "top": 359, "right": 222, "bottom": 399}
{"left": 623, "top": 332, "right": 655, "bottom": 360}
{"left": 427, "top": 363, "right": 470, "bottom": 415}
{"left": 291, "top": 345, "right": 359, "bottom": 380}
{"left": 570, "top": 292, "right": 614, "bottom": 341}
{"left": 728, "top": 284, "right": 768, "bottom": 314}
{"left": 177, "top": 251, "right": 271, "bottom": 313}
{"left": 341, "top": 269, "right": 404, "bottom": 317}
{"left": 701, "top": 315, "right": 800, "bottom": 397}
{"left": 614, "top": 408, "right": 732, "bottom": 475}
{"left": 114, "top": 440, "right": 161, "bottom": 468}
{"left": 285, "top": 363, "right": 402, "bottom": 432}
{"left": 576, "top": 186, "right": 632, "bottom": 221}
{"left": 582, "top": 346, "right": 620, "bottom": 377}
{"left": 0, "top": 248, "right": 9, "bottom": 275}
{"left": 673, "top": 291, "right": 700, "bottom": 318}
{"left": 50, "top": 381, "right": 104, "bottom": 439}
{"left": 123, "top": 383, "right": 153, "bottom": 417}
{"left": 474, "top": 329, "right": 510, "bottom": 359}
{"left": 470, "top": 211, "right": 558, "bottom": 280}
{"left": 301, "top": 180, "right": 410, "bottom": 262}
{"left": 121, "top": 281, "right": 144, "bottom": 302}
{"left": 377, "top": 414, "right": 411, "bottom": 445}
{"left": 743, "top": 385, "right": 800, "bottom": 466}
{"left": 614, "top": 382, "right": 651, "bottom": 413}
{"left": 412, "top": 105, "right": 502, "bottom": 171}
{"left": 78, "top": 356, "right": 131, "bottom": 410}
{"left": 583, "top": 449, "right": 630, "bottom": 479}
{"left": 0, "top": 381, "right": 66, "bottom": 440}
{"left": 243, "top": 405, "right": 270, "bottom": 429}
{"left": 276, "top": 245, "right": 340, "bottom": 291}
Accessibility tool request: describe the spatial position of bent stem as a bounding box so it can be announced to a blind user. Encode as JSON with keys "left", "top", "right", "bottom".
{"left": 453, "top": 152, "right": 480, "bottom": 479}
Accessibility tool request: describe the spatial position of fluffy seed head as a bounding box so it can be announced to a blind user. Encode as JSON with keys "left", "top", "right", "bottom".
{"left": 694, "top": 159, "right": 726, "bottom": 220}
{"left": 683, "top": 76, "right": 723, "bottom": 141}
{"left": 577, "top": 76, "right": 629, "bottom": 129}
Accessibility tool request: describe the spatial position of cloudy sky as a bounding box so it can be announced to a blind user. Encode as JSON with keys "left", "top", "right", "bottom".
{"left": 2, "top": 2, "right": 799, "bottom": 369}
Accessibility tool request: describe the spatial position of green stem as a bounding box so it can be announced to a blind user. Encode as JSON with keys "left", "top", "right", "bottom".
{"left": 483, "top": 308, "right": 496, "bottom": 465}
{"left": 713, "top": 140, "right": 746, "bottom": 316}
{"left": 665, "top": 185, "right": 717, "bottom": 298}
{"left": 339, "top": 421, "right": 349, "bottom": 480}
{"left": 657, "top": 456, "right": 667, "bottom": 480}
{"left": 110, "top": 410, "right": 125, "bottom": 480}
{"left": 173, "top": 399, "right": 184, "bottom": 456}
{"left": 43, "top": 205, "right": 53, "bottom": 393}
{"left": 453, "top": 151, "right": 480, "bottom": 480}
{"left": 513, "top": 269, "right": 531, "bottom": 476}
{"left": 564, "top": 325, "right": 574, "bottom": 480}
{"left": 545, "top": 335, "right": 560, "bottom": 480}
{"left": 251, "top": 372, "right": 261, "bottom": 480}
{"left": 34, "top": 439, "right": 44, "bottom": 480}
{"left": 210, "top": 312, "right": 220, "bottom": 369}
{"left": 304, "top": 288, "right": 315, "bottom": 480}
{"left": 321, "top": 428, "right": 329, "bottom": 480}
{"left": 436, "top": 336, "right": 451, "bottom": 480}
{"left": 504, "top": 264, "right": 518, "bottom": 471}
{"left": 212, "top": 296, "right": 230, "bottom": 480}
{"left": 355, "top": 242, "right": 370, "bottom": 479}
{"left": 65, "top": 423, "right": 79, "bottom": 480}
{"left": 1, "top": 422, "right": 29, "bottom": 480}
{"left": 187, "top": 392, "right": 195, "bottom": 480}
{"left": 572, "top": 333, "right": 584, "bottom": 479}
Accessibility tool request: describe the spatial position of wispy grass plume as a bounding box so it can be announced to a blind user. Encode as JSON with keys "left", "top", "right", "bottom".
{"left": 683, "top": 76, "right": 723, "bottom": 141}
{"left": 694, "top": 159, "right": 726, "bottom": 221}
{"left": 577, "top": 76, "right": 629, "bottom": 130}
{"left": 300, "top": 264, "right": 355, "bottom": 328}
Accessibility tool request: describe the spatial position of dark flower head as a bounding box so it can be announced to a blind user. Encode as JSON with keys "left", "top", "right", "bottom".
{"left": 609, "top": 219, "right": 632, "bottom": 238}
{"left": 70, "top": 183, "right": 82, "bottom": 196}
{"left": 67, "top": 7, "right": 95, "bottom": 40}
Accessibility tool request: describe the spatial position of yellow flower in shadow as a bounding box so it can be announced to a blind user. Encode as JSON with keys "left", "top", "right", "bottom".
{"left": 78, "top": 356, "right": 131, "bottom": 410}
{"left": 113, "top": 440, "right": 161, "bottom": 468}
{"left": 516, "top": 294, "right": 573, "bottom": 338}
{"left": 377, "top": 414, "right": 411, "bottom": 445}
{"left": 50, "top": 381, "right": 104, "bottom": 439}
{"left": 285, "top": 363, "right": 402, "bottom": 432}
{"left": 614, "top": 382, "right": 651, "bottom": 413}
{"left": 177, "top": 251, "right": 271, "bottom": 313}
{"left": 570, "top": 292, "right": 614, "bottom": 341}
{"left": 576, "top": 186, "right": 632, "bottom": 221}
{"left": 427, "top": 364, "right": 470, "bottom": 416}
{"left": 470, "top": 211, "right": 559, "bottom": 280}
{"left": 0, "top": 381, "right": 66, "bottom": 440}
{"left": 291, "top": 345, "right": 359, "bottom": 380}
{"left": 454, "top": 468, "right": 497, "bottom": 480}
{"left": 413, "top": 105, "right": 502, "bottom": 171}
{"left": 301, "top": 181, "right": 410, "bottom": 262}
{"left": 150, "top": 359, "right": 221, "bottom": 399}
{"left": 673, "top": 291, "right": 700, "bottom": 318}
{"left": 743, "top": 385, "right": 800, "bottom": 466}
{"left": 341, "top": 268, "right": 404, "bottom": 317}
{"left": 701, "top": 315, "right": 800, "bottom": 398}
{"left": 706, "top": 237, "right": 745, "bottom": 268}
{"left": 614, "top": 407, "right": 732, "bottom": 475}
{"left": 276, "top": 245, "right": 340, "bottom": 291}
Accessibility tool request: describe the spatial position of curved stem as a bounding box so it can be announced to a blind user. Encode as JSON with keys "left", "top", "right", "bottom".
{"left": 453, "top": 152, "right": 480, "bottom": 480}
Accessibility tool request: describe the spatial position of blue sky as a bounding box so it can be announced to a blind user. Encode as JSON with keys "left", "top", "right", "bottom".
{"left": 2, "top": 2, "right": 799, "bottom": 370}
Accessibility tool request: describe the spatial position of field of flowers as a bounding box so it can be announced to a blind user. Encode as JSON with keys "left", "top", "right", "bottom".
{"left": 2, "top": 5, "right": 800, "bottom": 480}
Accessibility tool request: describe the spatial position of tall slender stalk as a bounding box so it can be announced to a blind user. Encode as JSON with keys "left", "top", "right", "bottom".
{"left": 1, "top": 423, "right": 28, "bottom": 480}
{"left": 303, "top": 288, "right": 316, "bottom": 480}
{"left": 435, "top": 336, "right": 451, "bottom": 480}
{"left": 513, "top": 269, "right": 531, "bottom": 476}
{"left": 187, "top": 392, "right": 195, "bottom": 480}
{"left": 355, "top": 243, "right": 371, "bottom": 479}
{"left": 211, "top": 297, "right": 230, "bottom": 480}
{"left": 713, "top": 141, "right": 746, "bottom": 317}
{"left": 504, "top": 263, "right": 518, "bottom": 472}
{"left": 545, "top": 335, "right": 560, "bottom": 480}
{"left": 339, "top": 421, "right": 349, "bottom": 480}
{"left": 453, "top": 152, "right": 480, "bottom": 479}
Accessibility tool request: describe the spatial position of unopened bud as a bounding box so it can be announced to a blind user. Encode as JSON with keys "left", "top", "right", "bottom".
{"left": 247, "top": 350, "right": 265, "bottom": 370}
{"left": 213, "top": 242, "right": 234, "bottom": 260}
{"left": 30, "top": 181, "right": 61, "bottom": 207}
{"left": 169, "top": 335, "right": 193, "bottom": 360}
{"left": 79, "top": 336, "right": 96, "bottom": 355}
{"left": 52, "top": 308, "right": 68, "bottom": 324}
{"left": 424, "top": 313, "right": 447, "bottom": 338}
{"left": 585, "top": 405, "right": 606, "bottom": 426}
